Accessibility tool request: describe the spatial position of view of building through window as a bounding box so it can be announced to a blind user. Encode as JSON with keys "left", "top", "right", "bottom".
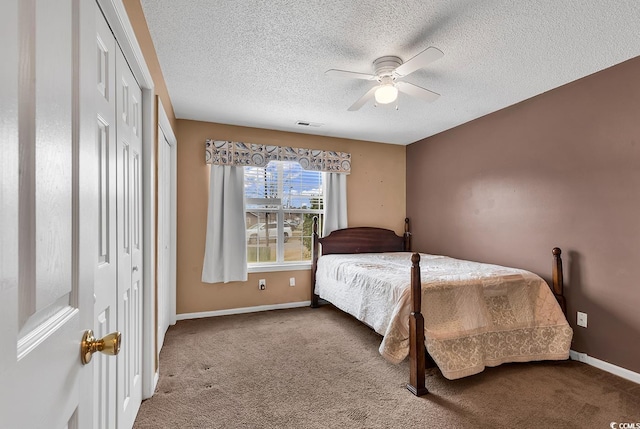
{"left": 245, "top": 161, "right": 324, "bottom": 264}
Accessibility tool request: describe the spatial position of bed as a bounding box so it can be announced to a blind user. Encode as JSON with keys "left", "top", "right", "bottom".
{"left": 310, "top": 218, "right": 572, "bottom": 396}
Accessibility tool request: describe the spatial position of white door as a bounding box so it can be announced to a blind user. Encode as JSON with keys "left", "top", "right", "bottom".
{"left": 95, "top": 5, "right": 119, "bottom": 427}
{"left": 116, "top": 40, "right": 144, "bottom": 429}
{"left": 157, "top": 128, "right": 172, "bottom": 351}
{"left": 0, "top": 0, "right": 97, "bottom": 428}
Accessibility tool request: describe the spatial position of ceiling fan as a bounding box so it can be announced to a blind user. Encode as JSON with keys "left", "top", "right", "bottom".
{"left": 325, "top": 46, "right": 444, "bottom": 111}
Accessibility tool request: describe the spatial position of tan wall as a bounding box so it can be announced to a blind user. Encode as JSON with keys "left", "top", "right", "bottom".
{"left": 407, "top": 56, "right": 640, "bottom": 374}
{"left": 177, "top": 120, "right": 406, "bottom": 314}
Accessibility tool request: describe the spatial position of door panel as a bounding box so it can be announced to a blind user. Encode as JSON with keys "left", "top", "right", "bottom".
{"left": 95, "top": 5, "right": 118, "bottom": 428}
{"left": 20, "top": 0, "right": 74, "bottom": 335}
{"left": 0, "top": 0, "right": 95, "bottom": 427}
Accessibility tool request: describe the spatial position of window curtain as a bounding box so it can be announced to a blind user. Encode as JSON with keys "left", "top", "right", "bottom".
{"left": 202, "top": 165, "right": 247, "bottom": 283}
{"left": 323, "top": 172, "right": 348, "bottom": 236}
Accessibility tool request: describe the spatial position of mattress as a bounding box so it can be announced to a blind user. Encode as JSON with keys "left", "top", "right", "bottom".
{"left": 315, "top": 252, "right": 573, "bottom": 380}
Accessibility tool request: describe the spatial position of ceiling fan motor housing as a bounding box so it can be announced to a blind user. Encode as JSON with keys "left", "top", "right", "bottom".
{"left": 373, "top": 56, "right": 403, "bottom": 79}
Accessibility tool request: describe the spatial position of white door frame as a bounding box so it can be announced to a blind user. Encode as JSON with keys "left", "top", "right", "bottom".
{"left": 96, "top": 0, "right": 158, "bottom": 400}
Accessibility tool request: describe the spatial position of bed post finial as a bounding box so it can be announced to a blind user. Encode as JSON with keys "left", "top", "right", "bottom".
{"left": 404, "top": 218, "right": 411, "bottom": 252}
{"left": 311, "top": 217, "right": 320, "bottom": 308}
{"left": 407, "top": 252, "right": 427, "bottom": 396}
{"left": 552, "top": 247, "right": 566, "bottom": 315}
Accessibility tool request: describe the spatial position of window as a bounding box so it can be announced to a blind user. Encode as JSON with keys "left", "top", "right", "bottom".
{"left": 245, "top": 161, "right": 324, "bottom": 266}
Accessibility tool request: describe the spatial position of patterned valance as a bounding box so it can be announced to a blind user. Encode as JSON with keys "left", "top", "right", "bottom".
{"left": 205, "top": 140, "right": 351, "bottom": 174}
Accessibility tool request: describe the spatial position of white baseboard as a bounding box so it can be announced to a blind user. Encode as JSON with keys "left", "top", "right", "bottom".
{"left": 152, "top": 371, "right": 159, "bottom": 392}
{"left": 570, "top": 350, "right": 640, "bottom": 385}
{"left": 176, "top": 301, "right": 311, "bottom": 321}
{"left": 143, "top": 371, "right": 159, "bottom": 400}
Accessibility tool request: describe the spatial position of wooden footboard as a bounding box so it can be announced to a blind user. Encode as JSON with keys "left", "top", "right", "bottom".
{"left": 310, "top": 217, "right": 566, "bottom": 397}
{"left": 407, "top": 252, "right": 427, "bottom": 396}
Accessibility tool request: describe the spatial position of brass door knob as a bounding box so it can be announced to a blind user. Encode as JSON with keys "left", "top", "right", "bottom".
{"left": 81, "top": 330, "right": 121, "bottom": 365}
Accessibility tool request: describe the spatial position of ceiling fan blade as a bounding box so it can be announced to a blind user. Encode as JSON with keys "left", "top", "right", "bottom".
{"left": 325, "top": 69, "right": 377, "bottom": 80}
{"left": 396, "top": 81, "right": 440, "bottom": 102}
{"left": 348, "top": 85, "right": 379, "bottom": 111}
{"left": 394, "top": 47, "right": 444, "bottom": 77}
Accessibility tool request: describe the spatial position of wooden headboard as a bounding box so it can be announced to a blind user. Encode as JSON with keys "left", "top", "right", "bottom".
{"left": 313, "top": 217, "right": 410, "bottom": 255}
{"left": 310, "top": 217, "right": 411, "bottom": 307}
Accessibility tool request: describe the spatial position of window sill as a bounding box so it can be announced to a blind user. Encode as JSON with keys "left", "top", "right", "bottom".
{"left": 247, "top": 262, "right": 312, "bottom": 273}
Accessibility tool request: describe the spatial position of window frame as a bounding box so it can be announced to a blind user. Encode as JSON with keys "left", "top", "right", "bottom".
{"left": 245, "top": 161, "right": 324, "bottom": 271}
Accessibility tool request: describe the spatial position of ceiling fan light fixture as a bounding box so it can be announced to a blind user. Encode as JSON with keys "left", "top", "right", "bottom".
{"left": 374, "top": 84, "right": 398, "bottom": 104}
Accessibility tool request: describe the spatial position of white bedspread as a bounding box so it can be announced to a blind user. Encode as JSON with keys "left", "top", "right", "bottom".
{"left": 315, "top": 252, "right": 573, "bottom": 380}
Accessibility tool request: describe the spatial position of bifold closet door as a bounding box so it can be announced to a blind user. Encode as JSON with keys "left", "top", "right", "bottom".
{"left": 95, "top": 5, "right": 144, "bottom": 427}
{"left": 115, "top": 34, "right": 144, "bottom": 429}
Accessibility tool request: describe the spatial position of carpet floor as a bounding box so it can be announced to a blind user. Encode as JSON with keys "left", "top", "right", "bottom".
{"left": 134, "top": 305, "right": 640, "bottom": 429}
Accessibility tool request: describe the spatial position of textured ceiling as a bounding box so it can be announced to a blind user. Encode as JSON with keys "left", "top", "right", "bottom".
{"left": 139, "top": 0, "right": 640, "bottom": 145}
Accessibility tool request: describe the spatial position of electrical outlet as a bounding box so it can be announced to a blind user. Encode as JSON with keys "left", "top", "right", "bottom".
{"left": 577, "top": 311, "right": 587, "bottom": 328}
{"left": 258, "top": 279, "right": 266, "bottom": 291}
{"left": 289, "top": 277, "right": 295, "bottom": 287}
